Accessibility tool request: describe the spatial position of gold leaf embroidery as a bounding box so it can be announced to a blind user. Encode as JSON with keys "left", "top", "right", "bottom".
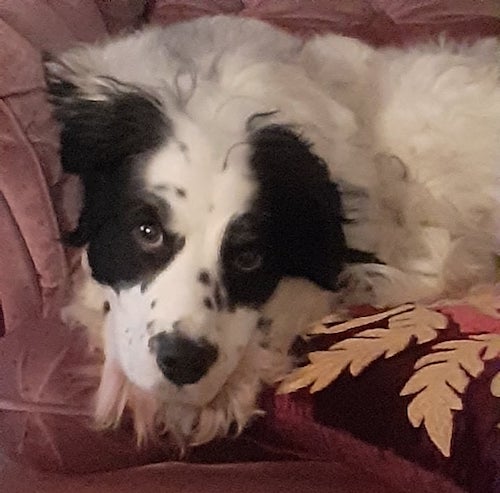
{"left": 491, "top": 372, "right": 500, "bottom": 397}
{"left": 491, "top": 372, "right": 500, "bottom": 430}
{"left": 472, "top": 334, "right": 500, "bottom": 431}
{"left": 401, "top": 335, "right": 500, "bottom": 457}
{"left": 278, "top": 306, "right": 448, "bottom": 394}
{"left": 277, "top": 343, "right": 369, "bottom": 394}
{"left": 308, "top": 304, "right": 414, "bottom": 335}
{"left": 388, "top": 305, "right": 448, "bottom": 343}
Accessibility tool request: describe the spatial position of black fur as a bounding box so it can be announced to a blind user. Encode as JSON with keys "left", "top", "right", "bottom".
{"left": 86, "top": 198, "right": 185, "bottom": 287}
{"left": 221, "top": 124, "right": 349, "bottom": 308}
{"left": 45, "top": 63, "right": 179, "bottom": 287}
{"left": 45, "top": 73, "right": 170, "bottom": 176}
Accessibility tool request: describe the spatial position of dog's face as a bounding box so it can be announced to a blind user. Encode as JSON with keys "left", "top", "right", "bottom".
{"left": 45, "top": 52, "right": 348, "bottom": 425}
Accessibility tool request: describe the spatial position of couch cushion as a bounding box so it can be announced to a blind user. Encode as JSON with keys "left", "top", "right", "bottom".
{"left": 151, "top": 0, "right": 500, "bottom": 44}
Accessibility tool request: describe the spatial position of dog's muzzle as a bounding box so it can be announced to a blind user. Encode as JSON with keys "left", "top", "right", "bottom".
{"left": 148, "top": 332, "right": 218, "bottom": 386}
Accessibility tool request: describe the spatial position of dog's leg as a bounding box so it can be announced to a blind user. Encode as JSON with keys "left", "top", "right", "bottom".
{"left": 335, "top": 263, "right": 443, "bottom": 307}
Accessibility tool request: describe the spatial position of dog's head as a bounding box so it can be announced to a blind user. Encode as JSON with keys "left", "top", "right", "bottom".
{"left": 44, "top": 37, "right": 349, "bottom": 443}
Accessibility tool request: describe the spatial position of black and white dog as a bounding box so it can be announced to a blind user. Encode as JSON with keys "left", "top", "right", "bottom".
{"left": 44, "top": 16, "right": 499, "bottom": 445}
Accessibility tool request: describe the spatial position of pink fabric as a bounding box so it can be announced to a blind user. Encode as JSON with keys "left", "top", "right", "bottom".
{"left": 95, "top": 0, "right": 150, "bottom": 34}
{"left": 151, "top": 0, "right": 500, "bottom": 43}
{"left": 0, "top": 1, "right": 499, "bottom": 492}
{"left": 0, "top": 459, "right": 464, "bottom": 493}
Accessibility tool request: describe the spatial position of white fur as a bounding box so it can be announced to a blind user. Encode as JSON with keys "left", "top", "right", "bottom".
{"left": 303, "top": 35, "right": 500, "bottom": 296}
{"left": 59, "top": 16, "right": 500, "bottom": 446}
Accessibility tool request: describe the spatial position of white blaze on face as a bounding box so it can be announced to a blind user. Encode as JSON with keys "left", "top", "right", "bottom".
{"left": 103, "top": 112, "right": 263, "bottom": 406}
{"left": 104, "top": 286, "right": 161, "bottom": 391}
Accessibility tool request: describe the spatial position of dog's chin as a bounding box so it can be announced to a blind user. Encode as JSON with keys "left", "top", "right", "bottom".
{"left": 94, "top": 334, "right": 292, "bottom": 447}
{"left": 174, "top": 339, "right": 292, "bottom": 446}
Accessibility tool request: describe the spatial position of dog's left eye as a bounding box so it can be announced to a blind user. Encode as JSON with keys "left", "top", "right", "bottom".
{"left": 133, "top": 222, "right": 164, "bottom": 250}
{"left": 234, "top": 250, "right": 262, "bottom": 272}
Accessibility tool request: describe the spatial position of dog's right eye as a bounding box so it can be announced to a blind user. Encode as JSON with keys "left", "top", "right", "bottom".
{"left": 133, "top": 222, "right": 164, "bottom": 251}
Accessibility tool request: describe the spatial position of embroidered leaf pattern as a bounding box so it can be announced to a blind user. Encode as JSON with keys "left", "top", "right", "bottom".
{"left": 278, "top": 306, "right": 448, "bottom": 394}
{"left": 276, "top": 351, "right": 348, "bottom": 395}
{"left": 387, "top": 305, "right": 448, "bottom": 342}
{"left": 401, "top": 334, "right": 500, "bottom": 457}
{"left": 308, "top": 304, "right": 415, "bottom": 335}
{"left": 491, "top": 372, "right": 500, "bottom": 397}
{"left": 279, "top": 287, "right": 499, "bottom": 457}
{"left": 491, "top": 372, "right": 500, "bottom": 430}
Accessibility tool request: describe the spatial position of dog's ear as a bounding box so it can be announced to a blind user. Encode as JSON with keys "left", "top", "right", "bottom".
{"left": 249, "top": 124, "right": 350, "bottom": 291}
{"left": 43, "top": 52, "right": 170, "bottom": 176}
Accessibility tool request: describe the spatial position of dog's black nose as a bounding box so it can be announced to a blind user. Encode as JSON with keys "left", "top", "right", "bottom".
{"left": 148, "top": 332, "right": 218, "bottom": 386}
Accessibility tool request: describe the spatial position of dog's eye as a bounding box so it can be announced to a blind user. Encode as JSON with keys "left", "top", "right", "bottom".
{"left": 133, "top": 222, "right": 164, "bottom": 250}
{"left": 234, "top": 250, "right": 262, "bottom": 272}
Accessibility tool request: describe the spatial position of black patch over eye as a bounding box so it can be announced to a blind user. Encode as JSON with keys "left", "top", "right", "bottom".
{"left": 220, "top": 213, "right": 280, "bottom": 309}
{"left": 221, "top": 124, "right": 350, "bottom": 309}
{"left": 247, "top": 124, "right": 349, "bottom": 291}
{"left": 87, "top": 202, "right": 184, "bottom": 288}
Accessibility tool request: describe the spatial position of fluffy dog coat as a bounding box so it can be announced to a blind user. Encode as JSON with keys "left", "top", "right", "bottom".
{"left": 44, "top": 16, "right": 500, "bottom": 446}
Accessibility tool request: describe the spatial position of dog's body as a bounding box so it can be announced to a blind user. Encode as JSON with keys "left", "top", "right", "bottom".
{"left": 45, "top": 16, "right": 500, "bottom": 446}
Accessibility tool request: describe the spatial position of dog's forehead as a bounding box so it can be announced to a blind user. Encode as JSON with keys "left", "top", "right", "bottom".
{"left": 143, "top": 116, "right": 257, "bottom": 243}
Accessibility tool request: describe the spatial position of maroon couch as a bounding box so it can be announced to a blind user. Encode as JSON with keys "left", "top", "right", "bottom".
{"left": 1, "top": 1, "right": 499, "bottom": 492}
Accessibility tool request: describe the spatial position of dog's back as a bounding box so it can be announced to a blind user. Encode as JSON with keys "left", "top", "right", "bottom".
{"left": 303, "top": 35, "right": 500, "bottom": 303}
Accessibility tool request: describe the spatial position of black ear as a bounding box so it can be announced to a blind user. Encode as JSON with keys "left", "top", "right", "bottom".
{"left": 43, "top": 53, "right": 170, "bottom": 176}
{"left": 248, "top": 124, "right": 349, "bottom": 291}
{"left": 43, "top": 53, "right": 172, "bottom": 248}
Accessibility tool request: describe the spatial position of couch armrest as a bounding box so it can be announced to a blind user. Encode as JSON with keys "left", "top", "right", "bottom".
{"left": 0, "top": 1, "right": 149, "bottom": 335}
{"left": 0, "top": 24, "right": 70, "bottom": 333}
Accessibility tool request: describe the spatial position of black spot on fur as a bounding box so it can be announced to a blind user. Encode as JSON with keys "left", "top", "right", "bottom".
{"left": 151, "top": 300, "right": 157, "bottom": 308}
{"left": 203, "top": 297, "right": 214, "bottom": 310}
{"left": 221, "top": 124, "right": 348, "bottom": 308}
{"left": 198, "top": 270, "right": 211, "bottom": 286}
{"left": 213, "top": 282, "right": 224, "bottom": 311}
{"left": 256, "top": 316, "right": 272, "bottom": 335}
{"left": 103, "top": 301, "right": 110, "bottom": 313}
{"left": 175, "top": 187, "right": 187, "bottom": 198}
